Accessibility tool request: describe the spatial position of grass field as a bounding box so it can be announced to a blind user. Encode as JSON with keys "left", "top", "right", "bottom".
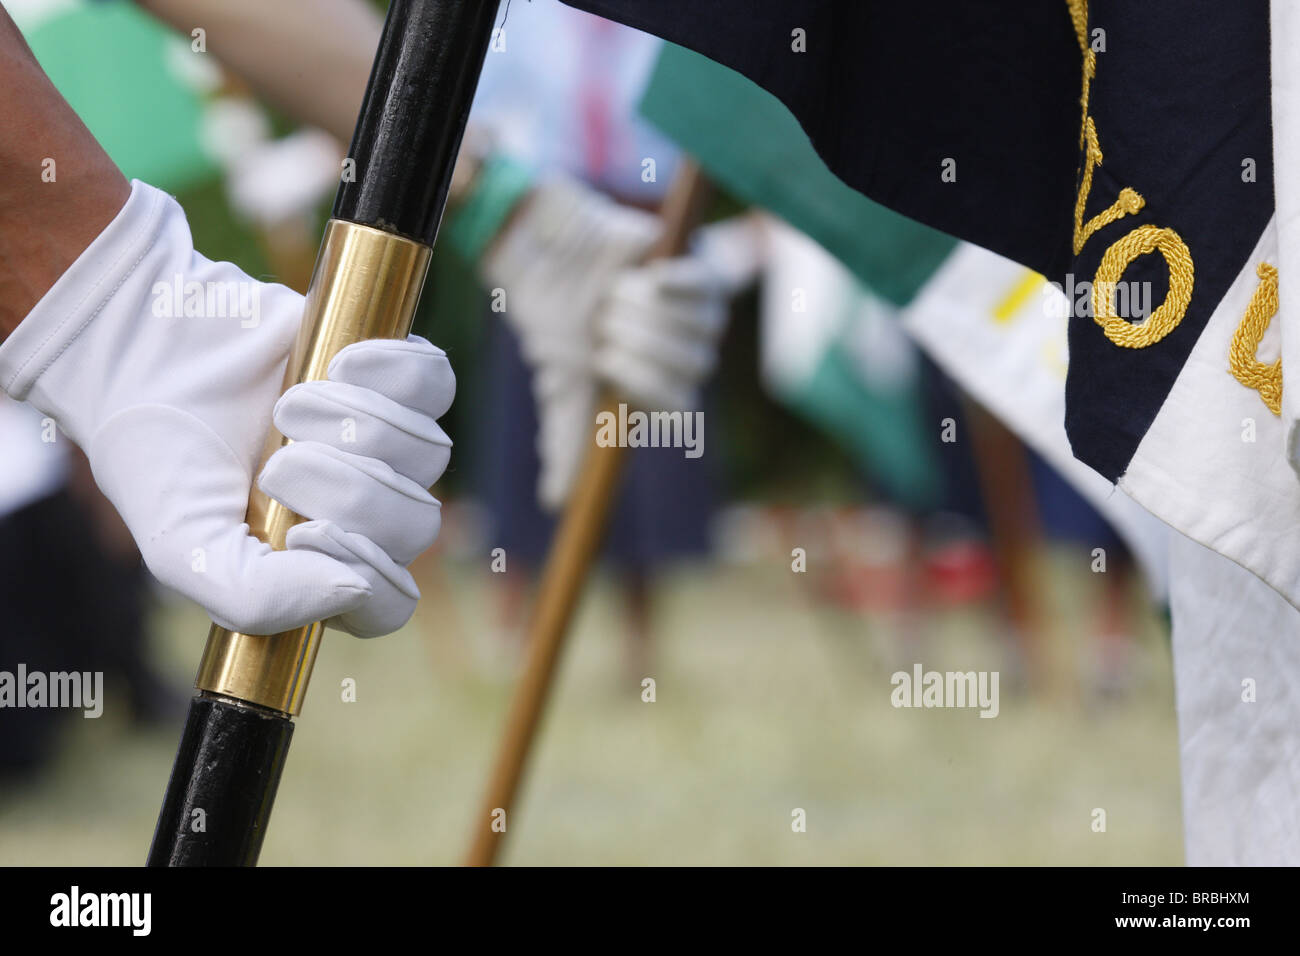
{"left": 0, "top": 546, "right": 1182, "bottom": 865}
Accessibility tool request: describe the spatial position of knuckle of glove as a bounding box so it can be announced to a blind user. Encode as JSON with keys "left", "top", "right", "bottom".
{"left": 258, "top": 441, "right": 442, "bottom": 564}
{"left": 326, "top": 335, "right": 456, "bottom": 421}
{"left": 274, "top": 379, "right": 452, "bottom": 489}
{"left": 336, "top": 597, "right": 418, "bottom": 639}
{"left": 285, "top": 520, "right": 420, "bottom": 638}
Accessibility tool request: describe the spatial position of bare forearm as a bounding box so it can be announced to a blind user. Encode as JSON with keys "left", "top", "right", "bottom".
{"left": 137, "top": 0, "right": 383, "bottom": 145}
{"left": 0, "top": 5, "right": 129, "bottom": 341}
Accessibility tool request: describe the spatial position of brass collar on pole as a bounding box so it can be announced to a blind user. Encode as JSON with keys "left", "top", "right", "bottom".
{"left": 196, "top": 219, "right": 432, "bottom": 716}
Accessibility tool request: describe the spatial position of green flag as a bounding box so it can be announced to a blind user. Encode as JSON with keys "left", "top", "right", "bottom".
{"left": 18, "top": 0, "right": 217, "bottom": 190}
{"left": 639, "top": 43, "right": 955, "bottom": 306}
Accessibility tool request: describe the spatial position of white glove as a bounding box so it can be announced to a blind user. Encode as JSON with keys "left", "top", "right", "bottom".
{"left": 591, "top": 215, "right": 764, "bottom": 418}
{"left": 0, "top": 180, "right": 453, "bottom": 638}
{"left": 593, "top": 255, "right": 730, "bottom": 412}
{"left": 482, "top": 176, "right": 657, "bottom": 510}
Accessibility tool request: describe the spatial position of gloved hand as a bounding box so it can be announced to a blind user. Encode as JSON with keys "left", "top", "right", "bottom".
{"left": 593, "top": 255, "right": 730, "bottom": 412}
{"left": 0, "top": 180, "right": 452, "bottom": 637}
{"left": 481, "top": 176, "right": 657, "bottom": 510}
{"left": 594, "top": 215, "right": 764, "bottom": 412}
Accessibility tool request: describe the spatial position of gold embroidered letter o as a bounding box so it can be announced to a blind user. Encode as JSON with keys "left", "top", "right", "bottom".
{"left": 1092, "top": 224, "right": 1194, "bottom": 349}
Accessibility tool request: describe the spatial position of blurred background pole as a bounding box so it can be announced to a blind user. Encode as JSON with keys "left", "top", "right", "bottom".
{"left": 148, "top": 0, "right": 499, "bottom": 867}
{"left": 465, "top": 161, "right": 712, "bottom": 867}
{"left": 962, "top": 400, "right": 1047, "bottom": 689}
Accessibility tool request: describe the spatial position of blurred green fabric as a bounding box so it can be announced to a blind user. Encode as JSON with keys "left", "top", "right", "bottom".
{"left": 639, "top": 43, "right": 956, "bottom": 306}
{"left": 21, "top": 0, "right": 217, "bottom": 191}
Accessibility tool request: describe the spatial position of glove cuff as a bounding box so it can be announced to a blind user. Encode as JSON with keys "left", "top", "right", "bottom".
{"left": 0, "top": 179, "right": 167, "bottom": 402}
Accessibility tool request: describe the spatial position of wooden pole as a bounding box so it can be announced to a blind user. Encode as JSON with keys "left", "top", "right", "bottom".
{"left": 464, "top": 162, "right": 711, "bottom": 866}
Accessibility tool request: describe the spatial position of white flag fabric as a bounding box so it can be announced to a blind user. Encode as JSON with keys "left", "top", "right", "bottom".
{"left": 1170, "top": 531, "right": 1300, "bottom": 865}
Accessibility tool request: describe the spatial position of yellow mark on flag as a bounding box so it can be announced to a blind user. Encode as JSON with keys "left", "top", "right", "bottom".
{"left": 992, "top": 272, "right": 1042, "bottom": 324}
{"left": 1229, "top": 262, "right": 1281, "bottom": 415}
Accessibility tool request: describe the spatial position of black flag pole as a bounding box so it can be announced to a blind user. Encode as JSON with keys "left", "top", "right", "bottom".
{"left": 148, "top": 0, "right": 500, "bottom": 867}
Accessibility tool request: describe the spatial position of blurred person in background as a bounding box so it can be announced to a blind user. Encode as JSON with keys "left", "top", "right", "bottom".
{"left": 445, "top": 0, "right": 761, "bottom": 678}
{"left": 756, "top": 217, "right": 1051, "bottom": 683}
{"left": 1029, "top": 453, "right": 1144, "bottom": 700}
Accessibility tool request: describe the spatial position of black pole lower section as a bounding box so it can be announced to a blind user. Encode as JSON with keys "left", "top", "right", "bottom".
{"left": 147, "top": 695, "right": 294, "bottom": 867}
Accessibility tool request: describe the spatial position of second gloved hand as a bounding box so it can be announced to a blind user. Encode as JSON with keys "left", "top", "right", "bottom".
{"left": 592, "top": 255, "right": 730, "bottom": 413}
{"left": 594, "top": 214, "right": 764, "bottom": 414}
{"left": 481, "top": 176, "right": 658, "bottom": 511}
